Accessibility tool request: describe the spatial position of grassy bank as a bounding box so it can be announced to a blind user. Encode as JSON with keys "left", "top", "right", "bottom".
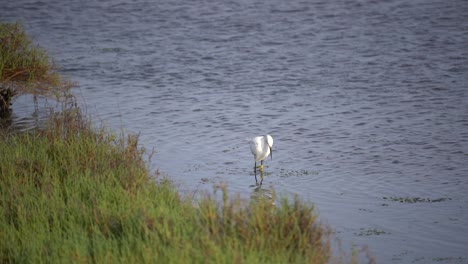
{"left": 0, "top": 111, "right": 343, "bottom": 263}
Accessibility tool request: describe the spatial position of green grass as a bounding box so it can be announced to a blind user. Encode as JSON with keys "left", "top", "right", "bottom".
{"left": 0, "top": 111, "right": 344, "bottom": 263}
{"left": 0, "top": 22, "right": 72, "bottom": 115}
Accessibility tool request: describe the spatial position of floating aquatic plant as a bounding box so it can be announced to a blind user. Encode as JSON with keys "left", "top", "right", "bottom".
{"left": 382, "top": 197, "right": 452, "bottom": 203}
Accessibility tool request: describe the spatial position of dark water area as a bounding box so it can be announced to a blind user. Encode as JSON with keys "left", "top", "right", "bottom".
{"left": 2, "top": 0, "right": 468, "bottom": 262}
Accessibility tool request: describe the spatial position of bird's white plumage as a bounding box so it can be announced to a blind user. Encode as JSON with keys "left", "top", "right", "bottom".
{"left": 250, "top": 135, "right": 273, "bottom": 161}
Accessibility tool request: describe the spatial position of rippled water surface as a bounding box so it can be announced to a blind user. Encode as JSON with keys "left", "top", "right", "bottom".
{"left": 3, "top": 0, "right": 468, "bottom": 262}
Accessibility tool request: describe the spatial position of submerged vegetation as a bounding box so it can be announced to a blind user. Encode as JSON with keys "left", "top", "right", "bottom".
{"left": 0, "top": 22, "right": 72, "bottom": 116}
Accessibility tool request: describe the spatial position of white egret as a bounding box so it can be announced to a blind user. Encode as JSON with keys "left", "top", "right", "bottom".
{"left": 249, "top": 135, "right": 273, "bottom": 184}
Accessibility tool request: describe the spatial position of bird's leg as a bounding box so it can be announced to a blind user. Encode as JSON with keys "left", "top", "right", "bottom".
{"left": 259, "top": 160, "right": 264, "bottom": 171}
{"left": 254, "top": 161, "right": 259, "bottom": 185}
{"left": 259, "top": 170, "right": 264, "bottom": 185}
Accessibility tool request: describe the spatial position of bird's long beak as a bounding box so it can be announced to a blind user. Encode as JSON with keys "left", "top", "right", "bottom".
{"left": 270, "top": 146, "right": 273, "bottom": 160}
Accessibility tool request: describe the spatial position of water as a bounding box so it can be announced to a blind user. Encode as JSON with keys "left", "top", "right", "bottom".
{"left": 2, "top": 0, "right": 468, "bottom": 262}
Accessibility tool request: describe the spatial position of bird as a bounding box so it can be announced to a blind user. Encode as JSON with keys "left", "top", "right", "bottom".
{"left": 249, "top": 135, "right": 273, "bottom": 184}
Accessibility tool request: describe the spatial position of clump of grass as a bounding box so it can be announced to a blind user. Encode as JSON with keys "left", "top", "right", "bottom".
{"left": 0, "top": 22, "right": 73, "bottom": 115}
{"left": 0, "top": 108, "right": 349, "bottom": 263}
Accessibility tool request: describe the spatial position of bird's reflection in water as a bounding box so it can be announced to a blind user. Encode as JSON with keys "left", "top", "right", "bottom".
{"left": 250, "top": 171, "right": 276, "bottom": 205}
{"left": 252, "top": 167, "right": 269, "bottom": 187}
